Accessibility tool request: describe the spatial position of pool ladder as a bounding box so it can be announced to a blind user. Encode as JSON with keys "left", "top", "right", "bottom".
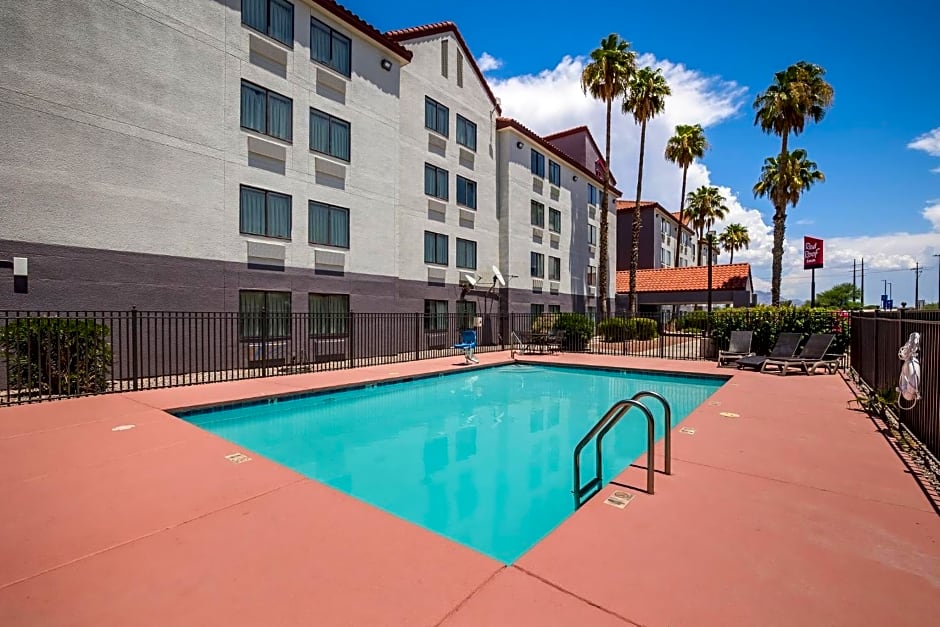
{"left": 572, "top": 391, "right": 672, "bottom": 509}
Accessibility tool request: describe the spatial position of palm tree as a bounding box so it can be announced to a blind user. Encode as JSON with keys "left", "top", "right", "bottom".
{"left": 623, "top": 66, "right": 671, "bottom": 312}
{"left": 685, "top": 186, "right": 729, "bottom": 265}
{"left": 581, "top": 34, "right": 636, "bottom": 318}
{"left": 719, "top": 223, "right": 750, "bottom": 263}
{"left": 664, "top": 124, "right": 708, "bottom": 267}
{"left": 753, "top": 149, "right": 825, "bottom": 274}
{"left": 753, "top": 61, "right": 833, "bottom": 305}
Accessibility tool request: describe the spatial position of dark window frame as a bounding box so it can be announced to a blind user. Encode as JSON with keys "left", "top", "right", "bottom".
{"left": 548, "top": 208, "right": 562, "bottom": 234}
{"left": 424, "top": 299, "right": 449, "bottom": 332}
{"left": 238, "top": 290, "right": 292, "bottom": 341}
{"left": 456, "top": 114, "right": 477, "bottom": 151}
{"left": 588, "top": 183, "right": 599, "bottom": 205}
{"left": 588, "top": 224, "right": 598, "bottom": 246}
{"left": 309, "top": 108, "right": 351, "bottom": 161}
{"left": 548, "top": 256, "right": 561, "bottom": 281}
{"left": 308, "top": 200, "right": 350, "bottom": 249}
{"left": 531, "top": 200, "right": 545, "bottom": 228}
{"left": 530, "top": 252, "right": 545, "bottom": 278}
{"left": 424, "top": 231, "right": 449, "bottom": 265}
{"left": 308, "top": 293, "right": 350, "bottom": 338}
{"left": 456, "top": 238, "right": 477, "bottom": 270}
{"left": 424, "top": 163, "right": 449, "bottom": 200}
{"left": 311, "top": 17, "right": 352, "bottom": 77}
{"left": 456, "top": 176, "right": 477, "bottom": 209}
{"left": 531, "top": 149, "right": 546, "bottom": 177}
{"left": 241, "top": 0, "right": 295, "bottom": 48}
{"left": 239, "top": 184, "right": 292, "bottom": 240}
{"left": 548, "top": 160, "right": 561, "bottom": 186}
{"left": 240, "top": 79, "right": 293, "bottom": 143}
{"left": 424, "top": 96, "right": 450, "bottom": 137}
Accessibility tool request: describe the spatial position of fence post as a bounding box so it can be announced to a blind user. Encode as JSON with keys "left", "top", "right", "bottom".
{"left": 131, "top": 306, "right": 139, "bottom": 391}
{"left": 659, "top": 311, "right": 665, "bottom": 359}
{"left": 260, "top": 305, "right": 268, "bottom": 375}
{"left": 873, "top": 313, "right": 880, "bottom": 388}
{"left": 414, "top": 312, "right": 421, "bottom": 360}
{"left": 347, "top": 312, "right": 356, "bottom": 369}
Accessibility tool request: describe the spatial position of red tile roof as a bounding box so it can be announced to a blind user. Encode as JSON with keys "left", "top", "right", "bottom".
{"left": 314, "top": 1, "right": 412, "bottom": 61}
{"left": 385, "top": 22, "right": 500, "bottom": 113}
{"left": 541, "top": 126, "right": 617, "bottom": 186}
{"left": 496, "top": 118, "right": 622, "bottom": 195}
{"left": 615, "top": 200, "right": 662, "bottom": 213}
{"left": 671, "top": 211, "right": 693, "bottom": 225}
{"left": 616, "top": 263, "right": 752, "bottom": 294}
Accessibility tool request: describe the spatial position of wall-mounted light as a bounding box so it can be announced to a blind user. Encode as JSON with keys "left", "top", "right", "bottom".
{"left": 572, "top": 175, "right": 579, "bottom": 182}
{"left": 515, "top": 141, "right": 524, "bottom": 149}
{"left": 380, "top": 59, "right": 393, "bottom": 71}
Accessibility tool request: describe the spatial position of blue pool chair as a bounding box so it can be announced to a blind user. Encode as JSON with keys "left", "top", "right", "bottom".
{"left": 453, "top": 329, "right": 479, "bottom": 364}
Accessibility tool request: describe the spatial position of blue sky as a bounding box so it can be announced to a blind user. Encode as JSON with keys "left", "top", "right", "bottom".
{"left": 359, "top": 0, "right": 940, "bottom": 304}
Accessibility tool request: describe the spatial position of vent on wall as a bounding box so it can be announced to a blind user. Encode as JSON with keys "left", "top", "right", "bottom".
{"left": 441, "top": 39, "right": 448, "bottom": 77}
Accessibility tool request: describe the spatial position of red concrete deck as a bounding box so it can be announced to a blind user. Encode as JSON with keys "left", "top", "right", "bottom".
{"left": 1, "top": 352, "right": 938, "bottom": 626}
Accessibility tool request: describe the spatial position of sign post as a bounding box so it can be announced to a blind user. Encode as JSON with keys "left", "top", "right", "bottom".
{"left": 803, "top": 236, "right": 824, "bottom": 307}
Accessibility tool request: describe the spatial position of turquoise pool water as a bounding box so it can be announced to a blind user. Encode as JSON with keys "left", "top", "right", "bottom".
{"left": 178, "top": 364, "right": 724, "bottom": 563}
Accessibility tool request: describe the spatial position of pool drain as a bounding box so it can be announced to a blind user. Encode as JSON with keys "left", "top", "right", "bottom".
{"left": 225, "top": 452, "right": 252, "bottom": 464}
{"left": 680, "top": 426, "right": 696, "bottom": 435}
{"left": 604, "top": 490, "right": 634, "bottom": 509}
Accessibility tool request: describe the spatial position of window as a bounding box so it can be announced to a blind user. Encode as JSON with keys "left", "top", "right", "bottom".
{"left": 588, "top": 184, "right": 599, "bottom": 205}
{"left": 309, "top": 109, "right": 350, "bottom": 161}
{"left": 530, "top": 200, "right": 545, "bottom": 227}
{"left": 530, "top": 304, "right": 544, "bottom": 317}
{"left": 587, "top": 305, "right": 596, "bottom": 321}
{"left": 311, "top": 18, "right": 351, "bottom": 76}
{"left": 548, "top": 304, "right": 561, "bottom": 315}
{"left": 530, "top": 252, "right": 544, "bottom": 278}
{"left": 660, "top": 218, "right": 671, "bottom": 235}
{"left": 308, "top": 201, "right": 349, "bottom": 248}
{"left": 587, "top": 266, "right": 597, "bottom": 287}
{"left": 531, "top": 149, "right": 545, "bottom": 177}
{"left": 457, "top": 300, "right": 475, "bottom": 329}
{"left": 240, "top": 81, "right": 292, "bottom": 142}
{"left": 424, "top": 163, "right": 449, "bottom": 200}
{"left": 548, "top": 160, "right": 561, "bottom": 186}
{"left": 456, "top": 115, "right": 476, "bottom": 151}
{"left": 240, "top": 185, "right": 291, "bottom": 239}
{"left": 588, "top": 224, "right": 598, "bottom": 246}
{"left": 456, "top": 176, "right": 477, "bottom": 209}
{"left": 242, "top": 0, "right": 294, "bottom": 47}
{"left": 425, "top": 299, "right": 448, "bottom": 332}
{"left": 238, "top": 290, "right": 291, "bottom": 340}
{"left": 548, "top": 208, "right": 561, "bottom": 234}
{"left": 548, "top": 256, "right": 561, "bottom": 281}
{"left": 309, "top": 294, "right": 348, "bottom": 336}
{"left": 660, "top": 248, "right": 672, "bottom": 267}
{"left": 424, "top": 231, "right": 448, "bottom": 265}
{"left": 456, "top": 51, "right": 464, "bottom": 87}
{"left": 441, "top": 40, "right": 448, "bottom": 78}
{"left": 456, "top": 238, "right": 477, "bottom": 269}
{"left": 424, "top": 97, "right": 449, "bottom": 136}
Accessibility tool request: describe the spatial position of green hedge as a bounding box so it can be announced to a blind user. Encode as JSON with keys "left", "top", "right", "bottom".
{"left": 597, "top": 318, "right": 628, "bottom": 341}
{"left": 675, "top": 310, "right": 709, "bottom": 332}
{"left": 552, "top": 313, "right": 594, "bottom": 351}
{"left": 709, "top": 306, "right": 850, "bottom": 356}
{"left": 597, "top": 317, "right": 659, "bottom": 341}
{"left": 0, "top": 317, "right": 112, "bottom": 395}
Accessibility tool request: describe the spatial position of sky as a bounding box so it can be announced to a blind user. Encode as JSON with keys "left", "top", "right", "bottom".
{"left": 359, "top": 0, "right": 940, "bottom": 305}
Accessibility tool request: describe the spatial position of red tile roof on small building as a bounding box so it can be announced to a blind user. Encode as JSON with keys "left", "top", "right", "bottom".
{"left": 385, "top": 22, "right": 500, "bottom": 113}
{"left": 315, "top": 0, "right": 413, "bottom": 61}
{"left": 616, "top": 263, "right": 752, "bottom": 294}
{"left": 496, "top": 118, "right": 623, "bottom": 195}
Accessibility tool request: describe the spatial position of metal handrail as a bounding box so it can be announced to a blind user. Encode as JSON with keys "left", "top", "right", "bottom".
{"left": 572, "top": 399, "right": 656, "bottom": 508}
{"left": 631, "top": 391, "right": 672, "bottom": 476}
{"left": 510, "top": 331, "right": 524, "bottom": 358}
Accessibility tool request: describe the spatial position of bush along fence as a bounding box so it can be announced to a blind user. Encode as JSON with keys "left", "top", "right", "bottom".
{"left": 1, "top": 307, "right": 854, "bottom": 406}
{"left": 850, "top": 310, "right": 940, "bottom": 461}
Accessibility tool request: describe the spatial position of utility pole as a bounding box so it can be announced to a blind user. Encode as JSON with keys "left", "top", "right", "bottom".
{"left": 935, "top": 254, "right": 940, "bottom": 307}
{"left": 853, "top": 259, "right": 857, "bottom": 303}
{"left": 912, "top": 262, "right": 921, "bottom": 309}
{"left": 860, "top": 258, "right": 865, "bottom": 307}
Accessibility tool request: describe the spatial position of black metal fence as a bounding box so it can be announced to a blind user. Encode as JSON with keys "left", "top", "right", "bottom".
{"left": 0, "top": 309, "right": 718, "bottom": 405}
{"left": 850, "top": 310, "right": 940, "bottom": 459}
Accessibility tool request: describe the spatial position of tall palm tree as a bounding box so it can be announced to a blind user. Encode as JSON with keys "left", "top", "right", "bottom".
{"left": 685, "top": 186, "right": 729, "bottom": 265}
{"left": 623, "top": 66, "right": 671, "bottom": 312}
{"left": 753, "top": 61, "right": 833, "bottom": 305}
{"left": 581, "top": 34, "right": 636, "bottom": 318}
{"left": 719, "top": 223, "right": 750, "bottom": 263}
{"left": 753, "top": 149, "right": 825, "bottom": 273}
{"left": 664, "top": 124, "right": 708, "bottom": 267}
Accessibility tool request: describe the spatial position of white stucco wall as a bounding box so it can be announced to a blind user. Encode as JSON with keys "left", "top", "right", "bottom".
{"left": 395, "top": 32, "right": 500, "bottom": 288}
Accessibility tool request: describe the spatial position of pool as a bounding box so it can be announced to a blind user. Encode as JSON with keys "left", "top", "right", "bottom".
{"left": 177, "top": 364, "right": 724, "bottom": 563}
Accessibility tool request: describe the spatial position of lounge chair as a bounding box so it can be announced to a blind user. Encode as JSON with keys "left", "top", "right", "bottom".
{"left": 762, "top": 333, "right": 836, "bottom": 376}
{"left": 453, "top": 329, "right": 479, "bottom": 364}
{"left": 717, "top": 330, "right": 755, "bottom": 367}
{"left": 736, "top": 332, "right": 803, "bottom": 371}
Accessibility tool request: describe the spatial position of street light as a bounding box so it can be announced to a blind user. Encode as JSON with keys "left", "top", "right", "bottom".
{"left": 706, "top": 230, "right": 716, "bottom": 331}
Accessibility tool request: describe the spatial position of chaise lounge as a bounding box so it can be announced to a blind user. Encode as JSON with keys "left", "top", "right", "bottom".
{"left": 717, "top": 330, "right": 755, "bottom": 367}
{"left": 761, "top": 333, "right": 837, "bottom": 376}
{"left": 736, "top": 332, "right": 803, "bottom": 371}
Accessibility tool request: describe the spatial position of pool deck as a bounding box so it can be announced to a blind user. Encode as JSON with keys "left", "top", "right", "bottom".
{"left": 1, "top": 352, "right": 938, "bottom": 626}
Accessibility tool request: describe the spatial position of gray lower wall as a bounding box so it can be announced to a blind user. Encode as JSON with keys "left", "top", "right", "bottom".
{"left": 0, "top": 240, "right": 595, "bottom": 314}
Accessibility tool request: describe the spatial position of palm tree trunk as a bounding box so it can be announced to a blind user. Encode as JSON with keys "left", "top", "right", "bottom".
{"left": 730, "top": 248, "right": 734, "bottom": 264}
{"left": 673, "top": 165, "right": 688, "bottom": 268}
{"left": 629, "top": 120, "right": 648, "bottom": 313}
{"left": 598, "top": 98, "right": 612, "bottom": 319}
{"left": 696, "top": 229, "right": 703, "bottom": 265}
{"left": 770, "top": 133, "right": 790, "bottom": 306}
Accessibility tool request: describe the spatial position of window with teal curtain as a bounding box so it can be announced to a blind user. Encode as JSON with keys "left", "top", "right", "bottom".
{"left": 531, "top": 200, "right": 545, "bottom": 227}
{"left": 424, "top": 231, "right": 447, "bottom": 265}
{"left": 240, "top": 82, "right": 266, "bottom": 133}
{"left": 549, "top": 256, "right": 561, "bottom": 281}
{"left": 549, "top": 160, "right": 561, "bottom": 186}
{"left": 424, "top": 164, "right": 448, "bottom": 200}
{"left": 424, "top": 97, "right": 448, "bottom": 136}
{"left": 267, "top": 92, "right": 292, "bottom": 141}
{"left": 239, "top": 186, "right": 266, "bottom": 236}
{"left": 456, "top": 176, "right": 476, "bottom": 209}
{"left": 309, "top": 201, "right": 349, "bottom": 248}
{"left": 310, "top": 109, "right": 350, "bottom": 161}
{"left": 309, "top": 294, "right": 349, "bottom": 336}
{"left": 549, "top": 208, "right": 561, "bottom": 233}
{"left": 266, "top": 291, "right": 291, "bottom": 339}
{"left": 266, "top": 192, "right": 291, "bottom": 239}
{"left": 457, "top": 300, "right": 476, "bottom": 330}
{"left": 311, "top": 18, "right": 351, "bottom": 77}
{"left": 268, "top": 0, "right": 293, "bottom": 46}
{"left": 530, "top": 252, "right": 544, "bottom": 278}
{"left": 238, "top": 291, "right": 291, "bottom": 340}
{"left": 456, "top": 238, "right": 476, "bottom": 269}
{"left": 330, "top": 118, "right": 350, "bottom": 160}
{"left": 456, "top": 115, "right": 476, "bottom": 151}
{"left": 241, "top": 0, "right": 266, "bottom": 35}
{"left": 424, "top": 300, "right": 448, "bottom": 332}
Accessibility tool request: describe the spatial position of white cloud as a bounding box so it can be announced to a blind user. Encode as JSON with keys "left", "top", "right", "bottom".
{"left": 489, "top": 54, "right": 940, "bottom": 305}
{"left": 795, "top": 218, "right": 814, "bottom": 225}
{"left": 476, "top": 52, "right": 503, "bottom": 73}
{"left": 908, "top": 127, "right": 940, "bottom": 157}
{"left": 932, "top": 166, "right": 940, "bottom": 174}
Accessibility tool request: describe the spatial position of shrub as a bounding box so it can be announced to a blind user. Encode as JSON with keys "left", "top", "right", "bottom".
{"left": 0, "top": 317, "right": 112, "bottom": 395}
{"left": 531, "top": 314, "right": 555, "bottom": 334}
{"left": 631, "top": 317, "right": 659, "bottom": 340}
{"left": 552, "top": 313, "right": 594, "bottom": 351}
{"left": 597, "top": 317, "right": 628, "bottom": 341}
{"left": 709, "top": 306, "right": 850, "bottom": 356}
{"left": 675, "top": 310, "right": 709, "bottom": 333}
